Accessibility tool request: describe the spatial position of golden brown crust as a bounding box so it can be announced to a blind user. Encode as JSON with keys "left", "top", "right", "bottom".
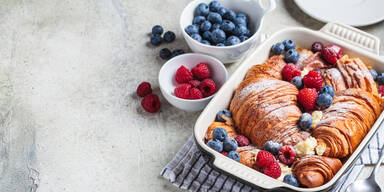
{"left": 205, "top": 122, "right": 237, "bottom": 141}
{"left": 244, "top": 55, "right": 286, "bottom": 80}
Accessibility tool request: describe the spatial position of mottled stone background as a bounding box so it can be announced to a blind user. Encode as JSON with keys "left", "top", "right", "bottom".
{"left": 0, "top": 0, "right": 383, "bottom": 191}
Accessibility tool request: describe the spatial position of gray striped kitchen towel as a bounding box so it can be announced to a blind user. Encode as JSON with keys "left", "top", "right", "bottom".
{"left": 161, "top": 125, "right": 384, "bottom": 192}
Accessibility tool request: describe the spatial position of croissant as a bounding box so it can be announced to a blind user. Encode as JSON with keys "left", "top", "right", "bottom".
{"left": 205, "top": 122, "right": 237, "bottom": 141}
{"left": 296, "top": 49, "right": 329, "bottom": 71}
{"left": 237, "top": 146, "right": 259, "bottom": 168}
{"left": 292, "top": 156, "right": 342, "bottom": 188}
{"left": 313, "top": 89, "right": 383, "bottom": 158}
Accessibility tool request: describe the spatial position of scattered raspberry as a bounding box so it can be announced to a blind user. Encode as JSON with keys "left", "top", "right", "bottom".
{"left": 282, "top": 63, "right": 301, "bottom": 81}
{"left": 192, "top": 63, "right": 211, "bottom": 80}
{"left": 298, "top": 88, "right": 318, "bottom": 110}
{"left": 199, "top": 78, "right": 217, "bottom": 97}
{"left": 263, "top": 161, "right": 281, "bottom": 179}
{"left": 303, "top": 70, "right": 323, "bottom": 91}
{"left": 174, "top": 83, "right": 191, "bottom": 99}
{"left": 188, "top": 80, "right": 201, "bottom": 88}
{"left": 321, "top": 44, "right": 342, "bottom": 64}
{"left": 141, "top": 94, "right": 161, "bottom": 113}
{"left": 221, "top": 151, "right": 228, "bottom": 156}
{"left": 278, "top": 146, "right": 296, "bottom": 166}
{"left": 256, "top": 150, "right": 275, "bottom": 168}
{"left": 136, "top": 82, "right": 152, "bottom": 97}
{"left": 175, "top": 65, "right": 193, "bottom": 84}
{"left": 379, "top": 85, "right": 384, "bottom": 96}
{"left": 235, "top": 135, "right": 250, "bottom": 147}
{"left": 189, "top": 87, "right": 203, "bottom": 99}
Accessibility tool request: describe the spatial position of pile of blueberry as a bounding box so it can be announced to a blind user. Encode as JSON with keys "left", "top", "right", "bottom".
{"left": 271, "top": 39, "right": 300, "bottom": 63}
{"left": 207, "top": 127, "right": 240, "bottom": 162}
{"left": 149, "top": 25, "right": 186, "bottom": 60}
{"left": 185, "top": 1, "right": 252, "bottom": 46}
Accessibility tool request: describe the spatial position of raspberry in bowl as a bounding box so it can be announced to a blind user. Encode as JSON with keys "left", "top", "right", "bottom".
{"left": 159, "top": 53, "right": 228, "bottom": 111}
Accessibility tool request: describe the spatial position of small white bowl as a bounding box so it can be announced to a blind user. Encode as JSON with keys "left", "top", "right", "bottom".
{"left": 180, "top": 0, "right": 276, "bottom": 64}
{"left": 159, "top": 53, "right": 228, "bottom": 112}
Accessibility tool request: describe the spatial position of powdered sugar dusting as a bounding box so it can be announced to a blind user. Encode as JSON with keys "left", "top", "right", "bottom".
{"left": 238, "top": 80, "right": 279, "bottom": 101}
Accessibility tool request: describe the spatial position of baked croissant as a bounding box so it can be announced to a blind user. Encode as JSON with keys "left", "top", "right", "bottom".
{"left": 292, "top": 156, "right": 342, "bottom": 188}
{"left": 237, "top": 146, "right": 259, "bottom": 168}
{"left": 205, "top": 122, "right": 237, "bottom": 141}
{"left": 313, "top": 88, "right": 383, "bottom": 158}
{"left": 296, "top": 49, "right": 329, "bottom": 71}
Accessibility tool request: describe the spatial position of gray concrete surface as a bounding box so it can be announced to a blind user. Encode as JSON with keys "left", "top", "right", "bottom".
{"left": 0, "top": 0, "right": 383, "bottom": 191}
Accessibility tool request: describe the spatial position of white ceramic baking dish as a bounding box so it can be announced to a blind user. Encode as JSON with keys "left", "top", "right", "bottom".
{"left": 194, "top": 22, "right": 384, "bottom": 191}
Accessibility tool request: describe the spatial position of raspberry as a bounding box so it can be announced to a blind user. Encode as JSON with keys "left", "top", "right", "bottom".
{"left": 263, "top": 161, "right": 281, "bottom": 179}
{"left": 136, "top": 82, "right": 152, "bottom": 97}
{"left": 192, "top": 63, "right": 211, "bottom": 80}
{"left": 188, "top": 80, "right": 201, "bottom": 88}
{"left": 303, "top": 70, "right": 323, "bottom": 91}
{"left": 278, "top": 146, "right": 296, "bottom": 166}
{"left": 220, "top": 151, "right": 228, "bottom": 156}
{"left": 175, "top": 65, "right": 193, "bottom": 84}
{"left": 141, "top": 94, "right": 161, "bottom": 113}
{"left": 282, "top": 64, "right": 301, "bottom": 81}
{"left": 189, "top": 87, "right": 203, "bottom": 100}
{"left": 321, "top": 44, "right": 342, "bottom": 64}
{"left": 379, "top": 85, "right": 384, "bottom": 96}
{"left": 298, "top": 88, "right": 318, "bottom": 110}
{"left": 174, "top": 84, "right": 191, "bottom": 99}
{"left": 199, "top": 79, "right": 217, "bottom": 97}
{"left": 256, "top": 150, "right": 275, "bottom": 168}
{"left": 235, "top": 135, "right": 250, "bottom": 147}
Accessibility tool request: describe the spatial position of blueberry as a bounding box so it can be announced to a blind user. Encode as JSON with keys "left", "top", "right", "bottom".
{"left": 227, "top": 151, "right": 240, "bottom": 162}
{"left": 216, "top": 43, "right": 225, "bottom": 46}
{"left": 209, "top": 1, "right": 221, "bottom": 12}
{"left": 316, "top": 93, "right": 333, "bottom": 108}
{"left": 191, "top": 33, "right": 202, "bottom": 42}
{"left": 171, "top": 49, "right": 185, "bottom": 58}
{"left": 152, "top": 25, "right": 163, "bottom": 35}
{"left": 271, "top": 42, "right": 285, "bottom": 55}
{"left": 283, "top": 174, "right": 299, "bottom": 187}
{"left": 291, "top": 76, "right": 303, "bottom": 89}
{"left": 311, "top": 42, "right": 323, "bottom": 53}
{"left": 239, "top": 36, "right": 248, "bottom": 42}
{"left": 201, "top": 40, "right": 211, "bottom": 45}
{"left": 150, "top": 34, "right": 162, "bottom": 46}
{"left": 200, "top": 21, "right": 212, "bottom": 32}
{"left": 225, "top": 36, "right": 241, "bottom": 46}
{"left": 232, "top": 25, "right": 248, "bottom": 36}
{"left": 220, "top": 20, "right": 235, "bottom": 33}
{"left": 207, "top": 12, "right": 222, "bottom": 24}
{"left": 298, "top": 113, "right": 313, "bottom": 130}
{"left": 211, "top": 29, "right": 226, "bottom": 44}
{"left": 264, "top": 141, "right": 282, "bottom": 155}
{"left": 236, "top": 13, "right": 248, "bottom": 23}
{"left": 377, "top": 73, "right": 384, "bottom": 85}
{"left": 185, "top": 24, "right": 199, "bottom": 35}
{"left": 212, "top": 127, "right": 228, "bottom": 141}
{"left": 202, "top": 31, "right": 212, "bottom": 40}
{"left": 196, "top": 3, "right": 210, "bottom": 16}
{"left": 159, "top": 48, "right": 171, "bottom": 60}
{"left": 163, "top": 31, "right": 175, "bottom": 43}
{"left": 369, "top": 69, "right": 378, "bottom": 81}
{"left": 234, "top": 17, "right": 247, "bottom": 27}
{"left": 223, "top": 137, "right": 238, "bottom": 152}
{"left": 217, "top": 109, "right": 231, "bottom": 122}
{"left": 217, "top": 7, "right": 227, "bottom": 16}
{"left": 193, "top": 16, "right": 206, "bottom": 25}
{"left": 211, "top": 23, "right": 221, "bottom": 31}
{"left": 244, "top": 29, "right": 251, "bottom": 37}
{"left": 207, "top": 139, "right": 223, "bottom": 152}
{"left": 283, "top": 39, "right": 296, "bottom": 50}
{"left": 284, "top": 49, "right": 300, "bottom": 64}
{"left": 223, "top": 10, "right": 236, "bottom": 21}
{"left": 320, "top": 85, "right": 335, "bottom": 97}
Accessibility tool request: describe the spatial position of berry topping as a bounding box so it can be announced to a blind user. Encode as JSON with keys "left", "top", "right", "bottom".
{"left": 282, "top": 64, "right": 301, "bottom": 82}
{"left": 264, "top": 141, "right": 282, "bottom": 155}
{"left": 283, "top": 39, "right": 296, "bottom": 51}
{"left": 320, "top": 85, "right": 335, "bottom": 97}
{"left": 256, "top": 150, "right": 275, "bottom": 168}
{"left": 369, "top": 69, "right": 378, "bottom": 81}
{"left": 174, "top": 83, "right": 191, "bottom": 99}
{"left": 278, "top": 146, "right": 296, "bottom": 166}
{"left": 175, "top": 65, "right": 193, "bottom": 84}
{"left": 152, "top": 25, "right": 163, "bottom": 35}
{"left": 136, "top": 82, "right": 152, "bottom": 97}
{"left": 220, "top": 151, "right": 228, "bottom": 156}
{"left": 223, "top": 137, "right": 238, "bottom": 152}
{"left": 207, "top": 139, "right": 223, "bottom": 152}
{"left": 193, "top": 16, "right": 206, "bottom": 25}
{"left": 298, "top": 88, "right": 318, "bottom": 110}
{"left": 283, "top": 174, "right": 300, "bottom": 187}
{"left": 163, "top": 31, "right": 176, "bottom": 43}
{"left": 150, "top": 34, "right": 162, "bottom": 46}
{"left": 235, "top": 135, "right": 250, "bottom": 147}
{"left": 192, "top": 63, "right": 211, "bottom": 80}
{"left": 284, "top": 49, "right": 300, "bottom": 64}
{"left": 298, "top": 113, "right": 313, "bottom": 130}
{"left": 196, "top": 3, "right": 210, "bottom": 16}
{"left": 303, "top": 70, "right": 323, "bottom": 91}
{"left": 141, "top": 94, "right": 161, "bottom": 113}
{"left": 199, "top": 79, "right": 217, "bottom": 97}
{"left": 378, "top": 73, "right": 384, "bottom": 85}
{"left": 171, "top": 49, "right": 185, "bottom": 58}
{"left": 212, "top": 127, "right": 228, "bottom": 141}
{"left": 291, "top": 76, "right": 304, "bottom": 90}
{"left": 189, "top": 87, "right": 203, "bottom": 99}
{"left": 227, "top": 151, "right": 240, "bottom": 162}
{"left": 188, "top": 80, "right": 201, "bottom": 88}
{"left": 263, "top": 161, "right": 281, "bottom": 179}
{"left": 216, "top": 109, "right": 232, "bottom": 122}
{"left": 271, "top": 42, "right": 285, "bottom": 55}
{"left": 159, "top": 48, "right": 172, "bottom": 60}
{"left": 311, "top": 42, "right": 323, "bottom": 53}
{"left": 379, "top": 85, "right": 384, "bottom": 96}
{"left": 321, "top": 44, "right": 342, "bottom": 64}
{"left": 316, "top": 93, "right": 333, "bottom": 108}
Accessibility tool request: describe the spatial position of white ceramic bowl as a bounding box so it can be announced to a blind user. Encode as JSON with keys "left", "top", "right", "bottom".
{"left": 159, "top": 53, "right": 228, "bottom": 112}
{"left": 180, "top": 0, "right": 276, "bottom": 64}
